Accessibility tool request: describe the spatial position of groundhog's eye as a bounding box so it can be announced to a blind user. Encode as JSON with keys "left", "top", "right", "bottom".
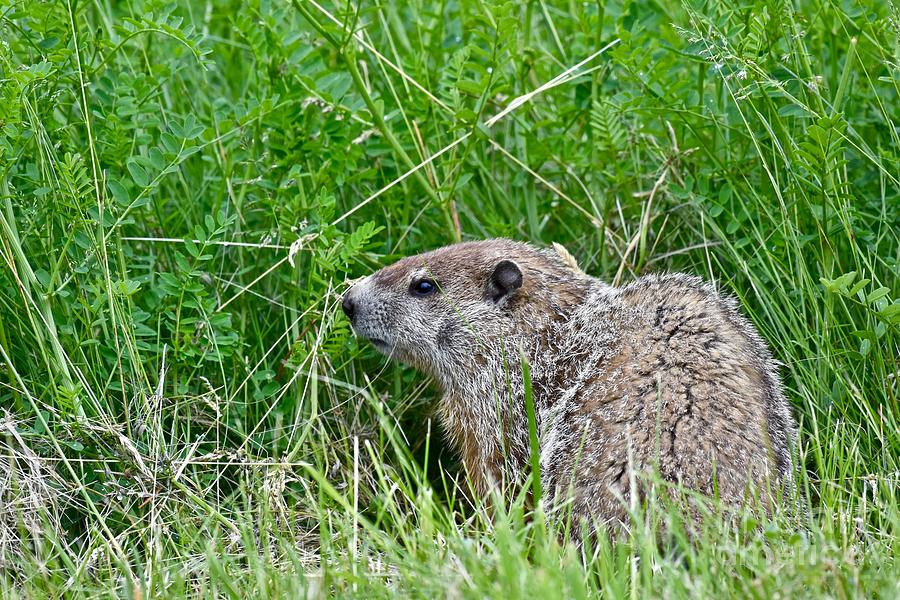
{"left": 410, "top": 278, "right": 437, "bottom": 297}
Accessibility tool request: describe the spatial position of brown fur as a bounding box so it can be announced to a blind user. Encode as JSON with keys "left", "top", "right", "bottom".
{"left": 343, "top": 239, "right": 798, "bottom": 534}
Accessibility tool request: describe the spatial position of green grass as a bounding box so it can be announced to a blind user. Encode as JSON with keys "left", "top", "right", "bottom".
{"left": 1, "top": 0, "right": 898, "bottom": 596}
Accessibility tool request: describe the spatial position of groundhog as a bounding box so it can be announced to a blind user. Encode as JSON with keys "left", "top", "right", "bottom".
{"left": 342, "top": 239, "right": 798, "bottom": 534}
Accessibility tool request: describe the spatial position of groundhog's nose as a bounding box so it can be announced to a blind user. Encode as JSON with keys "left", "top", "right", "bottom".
{"left": 341, "top": 291, "right": 356, "bottom": 322}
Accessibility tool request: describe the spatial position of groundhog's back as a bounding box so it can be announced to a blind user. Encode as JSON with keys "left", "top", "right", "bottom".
{"left": 542, "top": 273, "right": 796, "bottom": 525}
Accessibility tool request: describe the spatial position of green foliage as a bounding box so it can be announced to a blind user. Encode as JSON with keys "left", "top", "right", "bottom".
{"left": 0, "top": 0, "right": 897, "bottom": 596}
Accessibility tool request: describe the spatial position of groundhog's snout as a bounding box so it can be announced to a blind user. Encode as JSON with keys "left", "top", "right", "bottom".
{"left": 341, "top": 281, "right": 395, "bottom": 354}
{"left": 341, "top": 289, "right": 356, "bottom": 322}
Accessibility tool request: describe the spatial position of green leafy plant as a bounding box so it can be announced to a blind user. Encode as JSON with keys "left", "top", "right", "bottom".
{"left": 0, "top": 0, "right": 897, "bottom": 596}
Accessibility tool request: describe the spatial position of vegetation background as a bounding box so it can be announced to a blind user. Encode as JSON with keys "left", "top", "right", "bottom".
{"left": 1, "top": 0, "right": 898, "bottom": 596}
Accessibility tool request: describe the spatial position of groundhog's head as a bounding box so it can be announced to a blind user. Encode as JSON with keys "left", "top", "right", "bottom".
{"left": 342, "top": 239, "right": 588, "bottom": 381}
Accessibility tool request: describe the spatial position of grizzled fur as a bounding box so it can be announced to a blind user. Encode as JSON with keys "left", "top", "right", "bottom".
{"left": 343, "top": 239, "right": 798, "bottom": 532}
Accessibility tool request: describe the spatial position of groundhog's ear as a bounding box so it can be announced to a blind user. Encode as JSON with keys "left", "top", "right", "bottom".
{"left": 486, "top": 259, "right": 523, "bottom": 303}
